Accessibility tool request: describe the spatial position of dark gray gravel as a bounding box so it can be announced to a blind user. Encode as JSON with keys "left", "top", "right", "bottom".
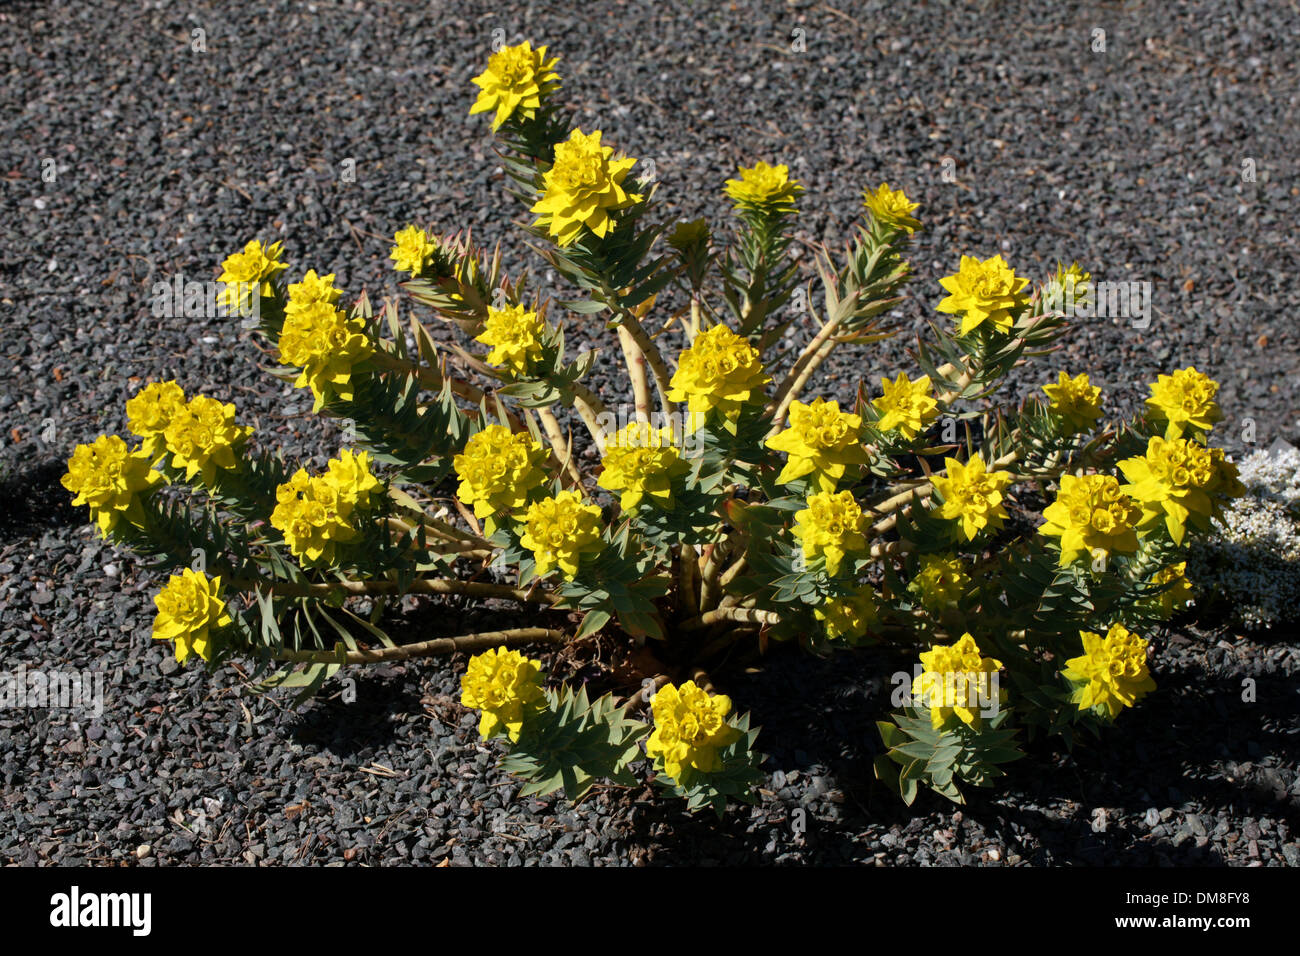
{"left": 2, "top": 0, "right": 1298, "bottom": 866}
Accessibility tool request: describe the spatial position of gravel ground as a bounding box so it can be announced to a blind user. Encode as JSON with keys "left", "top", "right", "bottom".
{"left": 2, "top": 0, "right": 1298, "bottom": 866}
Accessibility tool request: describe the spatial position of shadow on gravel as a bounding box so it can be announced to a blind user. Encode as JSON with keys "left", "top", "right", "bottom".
{"left": 0, "top": 458, "right": 81, "bottom": 542}
{"left": 284, "top": 669, "right": 426, "bottom": 756}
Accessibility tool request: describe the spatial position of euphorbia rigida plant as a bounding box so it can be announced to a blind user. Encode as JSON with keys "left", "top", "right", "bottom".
{"left": 63, "top": 40, "right": 1244, "bottom": 813}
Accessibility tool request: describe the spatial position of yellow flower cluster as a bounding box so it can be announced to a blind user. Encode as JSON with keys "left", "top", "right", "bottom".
{"left": 519, "top": 491, "right": 605, "bottom": 580}
{"left": 163, "top": 395, "right": 252, "bottom": 485}
{"left": 390, "top": 224, "right": 437, "bottom": 276}
{"left": 646, "top": 680, "right": 741, "bottom": 781}
{"left": 1039, "top": 473, "right": 1141, "bottom": 567}
{"left": 1146, "top": 366, "right": 1222, "bottom": 439}
{"left": 936, "top": 253, "right": 1029, "bottom": 336}
{"left": 125, "top": 380, "right": 186, "bottom": 460}
{"left": 151, "top": 569, "right": 232, "bottom": 664}
{"left": 1149, "top": 561, "right": 1194, "bottom": 619}
{"left": 862, "top": 182, "right": 920, "bottom": 234}
{"left": 460, "top": 647, "right": 546, "bottom": 742}
{"left": 217, "top": 239, "right": 286, "bottom": 314}
{"left": 908, "top": 553, "right": 970, "bottom": 613}
{"left": 277, "top": 270, "right": 372, "bottom": 412}
{"left": 532, "top": 128, "right": 640, "bottom": 247}
{"left": 468, "top": 40, "right": 561, "bottom": 131}
{"left": 270, "top": 450, "right": 380, "bottom": 566}
{"left": 931, "top": 454, "right": 1013, "bottom": 541}
{"left": 724, "top": 161, "right": 803, "bottom": 211}
{"left": 597, "top": 423, "right": 687, "bottom": 510}
{"left": 814, "top": 589, "right": 878, "bottom": 643}
{"left": 452, "top": 425, "right": 550, "bottom": 529}
{"left": 1061, "top": 623, "right": 1155, "bottom": 720}
{"left": 1042, "top": 371, "right": 1103, "bottom": 434}
{"left": 766, "top": 397, "right": 868, "bottom": 493}
{"left": 1118, "top": 436, "right": 1242, "bottom": 544}
{"left": 667, "top": 324, "right": 771, "bottom": 431}
{"left": 475, "top": 303, "right": 547, "bottom": 376}
{"left": 61, "top": 434, "right": 161, "bottom": 538}
{"left": 873, "top": 372, "right": 939, "bottom": 441}
{"left": 912, "top": 633, "right": 1004, "bottom": 731}
{"left": 792, "top": 490, "right": 868, "bottom": 577}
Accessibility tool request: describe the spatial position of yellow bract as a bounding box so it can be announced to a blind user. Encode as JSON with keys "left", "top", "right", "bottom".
{"left": 908, "top": 554, "right": 970, "bottom": 614}
{"left": 389, "top": 224, "right": 436, "bottom": 276}
{"left": 151, "top": 569, "right": 232, "bottom": 664}
{"left": 872, "top": 372, "right": 939, "bottom": 441}
{"left": 646, "top": 680, "right": 740, "bottom": 781}
{"left": 931, "top": 454, "right": 1012, "bottom": 541}
{"left": 1145, "top": 366, "right": 1222, "bottom": 439}
{"left": 460, "top": 647, "right": 546, "bottom": 742}
{"left": 217, "top": 239, "right": 286, "bottom": 313}
{"left": 1061, "top": 623, "right": 1155, "bottom": 720}
{"left": 597, "top": 422, "right": 687, "bottom": 511}
{"left": 519, "top": 491, "right": 604, "bottom": 581}
{"left": 1039, "top": 473, "right": 1141, "bottom": 567}
{"left": 862, "top": 182, "right": 920, "bottom": 234}
{"left": 531, "top": 128, "right": 641, "bottom": 247}
{"left": 666, "top": 324, "right": 770, "bottom": 431}
{"left": 792, "top": 490, "right": 868, "bottom": 577}
{"left": 724, "top": 161, "right": 803, "bottom": 210}
{"left": 766, "top": 397, "right": 868, "bottom": 493}
{"left": 452, "top": 425, "right": 550, "bottom": 529}
{"left": 1042, "top": 371, "right": 1103, "bottom": 434}
{"left": 911, "top": 633, "right": 1004, "bottom": 731}
{"left": 1148, "top": 561, "right": 1194, "bottom": 619}
{"left": 61, "top": 434, "right": 162, "bottom": 538}
{"left": 125, "top": 380, "right": 186, "bottom": 460}
{"left": 1118, "top": 436, "right": 1243, "bottom": 544}
{"left": 814, "top": 589, "right": 878, "bottom": 643}
{"left": 475, "top": 303, "right": 547, "bottom": 376}
{"left": 163, "top": 395, "right": 252, "bottom": 485}
{"left": 468, "top": 41, "right": 561, "bottom": 131}
{"left": 270, "top": 451, "right": 379, "bottom": 567}
{"left": 936, "top": 253, "right": 1029, "bottom": 336}
{"left": 277, "top": 276, "right": 372, "bottom": 413}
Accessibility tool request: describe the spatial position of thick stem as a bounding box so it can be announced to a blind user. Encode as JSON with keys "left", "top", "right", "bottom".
{"left": 273, "top": 627, "right": 567, "bottom": 665}
{"left": 679, "top": 607, "right": 779, "bottom": 631}
{"left": 537, "top": 407, "right": 585, "bottom": 487}
{"left": 617, "top": 326, "right": 652, "bottom": 425}
{"left": 766, "top": 315, "right": 844, "bottom": 434}
{"left": 569, "top": 382, "right": 610, "bottom": 453}
{"left": 232, "top": 576, "right": 562, "bottom": 606}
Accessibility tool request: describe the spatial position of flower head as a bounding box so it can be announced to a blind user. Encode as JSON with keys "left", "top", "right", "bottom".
{"left": 1042, "top": 371, "right": 1103, "bottom": 434}
{"left": 1119, "top": 436, "right": 1243, "bottom": 544}
{"left": 452, "top": 425, "right": 550, "bottom": 527}
{"left": 217, "top": 239, "right": 287, "bottom": 314}
{"left": 468, "top": 41, "right": 561, "bottom": 131}
{"left": 931, "top": 454, "right": 1013, "bottom": 541}
{"left": 597, "top": 422, "right": 688, "bottom": 510}
{"left": 125, "top": 380, "right": 187, "bottom": 460}
{"left": 1039, "top": 473, "right": 1141, "bottom": 567}
{"left": 908, "top": 553, "right": 970, "bottom": 614}
{"left": 390, "top": 225, "right": 436, "bottom": 276}
{"left": 666, "top": 324, "right": 771, "bottom": 430}
{"left": 724, "top": 161, "right": 803, "bottom": 211}
{"left": 766, "top": 398, "right": 868, "bottom": 493}
{"left": 646, "top": 680, "right": 741, "bottom": 781}
{"left": 519, "top": 490, "right": 605, "bottom": 580}
{"left": 162, "top": 395, "right": 252, "bottom": 485}
{"left": 936, "top": 253, "right": 1029, "bottom": 336}
{"left": 911, "top": 633, "right": 1004, "bottom": 730}
{"left": 475, "top": 303, "right": 547, "bottom": 377}
{"left": 277, "top": 294, "right": 372, "bottom": 412}
{"left": 531, "top": 129, "right": 640, "bottom": 247}
{"left": 861, "top": 182, "right": 920, "bottom": 234}
{"left": 285, "top": 269, "right": 341, "bottom": 316}
{"left": 1146, "top": 367, "right": 1222, "bottom": 440}
{"left": 460, "top": 647, "right": 546, "bottom": 742}
{"left": 814, "top": 589, "right": 878, "bottom": 643}
{"left": 873, "top": 372, "right": 939, "bottom": 441}
{"left": 151, "top": 569, "right": 232, "bottom": 664}
{"left": 1061, "top": 623, "right": 1155, "bottom": 720}
{"left": 270, "top": 463, "right": 366, "bottom": 567}
{"left": 1147, "top": 561, "right": 1194, "bottom": 619}
{"left": 1045, "top": 260, "right": 1091, "bottom": 311}
{"left": 61, "top": 434, "right": 162, "bottom": 537}
{"left": 792, "top": 490, "right": 868, "bottom": 577}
